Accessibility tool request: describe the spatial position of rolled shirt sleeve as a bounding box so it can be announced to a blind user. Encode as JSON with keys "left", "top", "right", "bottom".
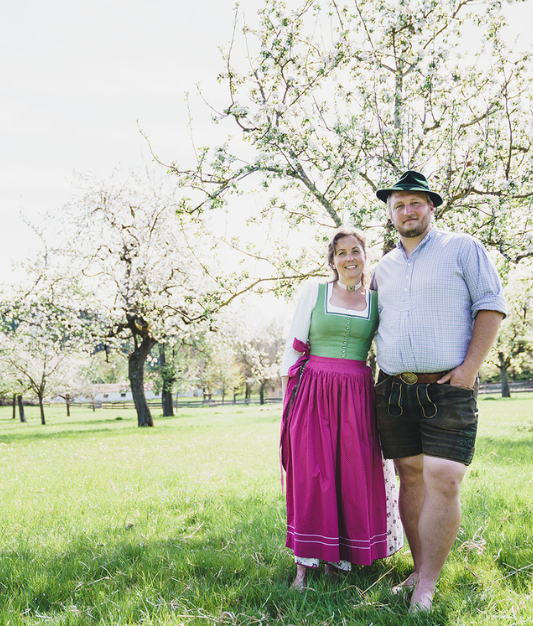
{"left": 459, "top": 236, "right": 507, "bottom": 318}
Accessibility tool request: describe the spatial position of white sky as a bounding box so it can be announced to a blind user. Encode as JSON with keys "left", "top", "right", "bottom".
{"left": 1, "top": 0, "right": 266, "bottom": 272}
{"left": 2, "top": 0, "right": 532, "bottom": 277}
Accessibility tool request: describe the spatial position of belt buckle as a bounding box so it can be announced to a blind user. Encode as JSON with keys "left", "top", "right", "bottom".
{"left": 400, "top": 372, "right": 418, "bottom": 385}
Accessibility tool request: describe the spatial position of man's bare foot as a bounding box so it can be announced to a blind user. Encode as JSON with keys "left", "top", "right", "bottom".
{"left": 409, "top": 581, "right": 434, "bottom": 613}
{"left": 291, "top": 564, "right": 308, "bottom": 590}
{"left": 392, "top": 572, "right": 419, "bottom": 595}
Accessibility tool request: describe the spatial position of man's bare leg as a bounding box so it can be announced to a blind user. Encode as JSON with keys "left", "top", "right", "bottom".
{"left": 409, "top": 456, "right": 467, "bottom": 611}
{"left": 394, "top": 455, "right": 425, "bottom": 592}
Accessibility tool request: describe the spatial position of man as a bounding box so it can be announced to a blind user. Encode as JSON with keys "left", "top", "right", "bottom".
{"left": 371, "top": 171, "right": 506, "bottom": 612}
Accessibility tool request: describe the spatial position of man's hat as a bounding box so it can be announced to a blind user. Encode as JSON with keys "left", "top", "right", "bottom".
{"left": 376, "top": 170, "right": 443, "bottom": 207}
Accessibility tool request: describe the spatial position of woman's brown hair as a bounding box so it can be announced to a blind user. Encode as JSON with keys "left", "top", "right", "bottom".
{"left": 327, "top": 226, "right": 367, "bottom": 285}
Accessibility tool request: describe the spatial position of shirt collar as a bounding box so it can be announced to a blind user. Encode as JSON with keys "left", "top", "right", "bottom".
{"left": 396, "top": 225, "right": 437, "bottom": 254}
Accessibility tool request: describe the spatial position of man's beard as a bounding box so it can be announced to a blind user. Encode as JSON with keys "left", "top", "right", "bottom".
{"left": 396, "top": 213, "right": 432, "bottom": 238}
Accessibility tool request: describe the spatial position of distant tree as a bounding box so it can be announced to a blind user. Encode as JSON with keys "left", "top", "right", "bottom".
{"left": 150, "top": 339, "right": 198, "bottom": 413}
{"left": 158, "top": 328, "right": 241, "bottom": 404}
{"left": 55, "top": 173, "right": 219, "bottom": 426}
{"left": 149, "top": 332, "right": 209, "bottom": 408}
{"left": 213, "top": 345, "right": 242, "bottom": 404}
{"left": 233, "top": 321, "right": 284, "bottom": 404}
{"left": 193, "top": 334, "right": 243, "bottom": 403}
{"left": 54, "top": 357, "right": 93, "bottom": 416}
{"left": 0, "top": 272, "right": 97, "bottom": 424}
{"left": 55, "top": 389, "right": 75, "bottom": 417}
{"left": 157, "top": 344, "right": 176, "bottom": 417}
{"left": 73, "top": 352, "right": 130, "bottom": 411}
{"left": 0, "top": 363, "right": 27, "bottom": 422}
{"left": 488, "top": 261, "right": 533, "bottom": 396}
{"left": 16, "top": 394, "right": 26, "bottom": 422}
{"left": 149, "top": 342, "right": 184, "bottom": 416}
{"left": 83, "top": 350, "right": 129, "bottom": 385}
{"left": 55, "top": 170, "right": 319, "bottom": 425}
{"left": 191, "top": 340, "right": 220, "bottom": 402}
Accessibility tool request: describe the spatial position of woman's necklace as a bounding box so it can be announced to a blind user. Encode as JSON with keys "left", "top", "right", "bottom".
{"left": 336, "top": 279, "right": 362, "bottom": 293}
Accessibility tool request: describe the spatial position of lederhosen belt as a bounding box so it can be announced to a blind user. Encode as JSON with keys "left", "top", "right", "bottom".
{"left": 380, "top": 370, "right": 448, "bottom": 385}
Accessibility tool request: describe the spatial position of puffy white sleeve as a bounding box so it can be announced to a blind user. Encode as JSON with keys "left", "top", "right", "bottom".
{"left": 280, "top": 281, "right": 320, "bottom": 376}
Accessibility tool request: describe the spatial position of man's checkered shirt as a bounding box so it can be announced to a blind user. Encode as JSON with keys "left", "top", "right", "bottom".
{"left": 371, "top": 228, "right": 507, "bottom": 376}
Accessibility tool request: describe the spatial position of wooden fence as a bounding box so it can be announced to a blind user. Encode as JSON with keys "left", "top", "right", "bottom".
{"left": 42, "top": 397, "right": 283, "bottom": 411}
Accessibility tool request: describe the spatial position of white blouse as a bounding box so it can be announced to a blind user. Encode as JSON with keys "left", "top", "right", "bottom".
{"left": 280, "top": 281, "right": 370, "bottom": 376}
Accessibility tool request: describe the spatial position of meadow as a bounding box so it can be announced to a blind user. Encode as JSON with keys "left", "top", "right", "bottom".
{"left": 0, "top": 395, "right": 532, "bottom": 625}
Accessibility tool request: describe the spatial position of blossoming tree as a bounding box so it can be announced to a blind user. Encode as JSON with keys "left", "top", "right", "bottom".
{"left": 56, "top": 171, "right": 321, "bottom": 425}
{"left": 166, "top": 0, "right": 533, "bottom": 259}
{"left": 0, "top": 271, "right": 98, "bottom": 424}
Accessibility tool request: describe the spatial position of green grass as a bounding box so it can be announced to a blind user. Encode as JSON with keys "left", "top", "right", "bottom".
{"left": 0, "top": 395, "right": 532, "bottom": 624}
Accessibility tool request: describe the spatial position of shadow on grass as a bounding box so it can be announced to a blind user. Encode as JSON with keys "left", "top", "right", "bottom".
{"left": 0, "top": 409, "right": 280, "bottom": 447}
{"left": 0, "top": 417, "right": 195, "bottom": 445}
{"left": 0, "top": 492, "right": 458, "bottom": 626}
{"left": 0, "top": 425, "right": 143, "bottom": 445}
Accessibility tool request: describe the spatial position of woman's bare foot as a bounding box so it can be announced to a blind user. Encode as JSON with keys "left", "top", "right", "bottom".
{"left": 291, "top": 564, "right": 308, "bottom": 590}
{"left": 409, "top": 580, "right": 434, "bottom": 613}
{"left": 392, "top": 572, "right": 418, "bottom": 595}
{"left": 324, "top": 564, "right": 337, "bottom": 580}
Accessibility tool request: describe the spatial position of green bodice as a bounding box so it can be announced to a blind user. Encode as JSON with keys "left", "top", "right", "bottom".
{"left": 308, "top": 283, "right": 378, "bottom": 361}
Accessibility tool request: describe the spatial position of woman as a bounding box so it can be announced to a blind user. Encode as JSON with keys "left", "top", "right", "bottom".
{"left": 280, "top": 226, "right": 403, "bottom": 589}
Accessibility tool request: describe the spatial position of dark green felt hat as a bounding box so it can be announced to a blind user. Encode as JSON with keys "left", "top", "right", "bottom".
{"left": 376, "top": 170, "right": 443, "bottom": 207}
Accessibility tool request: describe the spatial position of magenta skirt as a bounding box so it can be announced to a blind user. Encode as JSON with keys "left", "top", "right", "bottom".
{"left": 281, "top": 354, "right": 392, "bottom": 565}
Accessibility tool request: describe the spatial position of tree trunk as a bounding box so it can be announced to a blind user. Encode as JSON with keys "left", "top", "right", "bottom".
{"left": 12, "top": 395, "right": 16, "bottom": 419}
{"left": 259, "top": 383, "right": 265, "bottom": 405}
{"left": 129, "top": 336, "right": 157, "bottom": 427}
{"left": 498, "top": 352, "right": 511, "bottom": 398}
{"left": 162, "top": 388, "right": 174, "bottom": 416}
{"left": 159, "top": 345, "right": 174, "bottom": 417}
{"left": 66, "top": 397, "right": 71, "bottom": 417}
{"left": 38, "top": 394, "right": 46, "bottom": 425}
{"left": 18, "top": 395, "right": 26, "bottom": 423}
